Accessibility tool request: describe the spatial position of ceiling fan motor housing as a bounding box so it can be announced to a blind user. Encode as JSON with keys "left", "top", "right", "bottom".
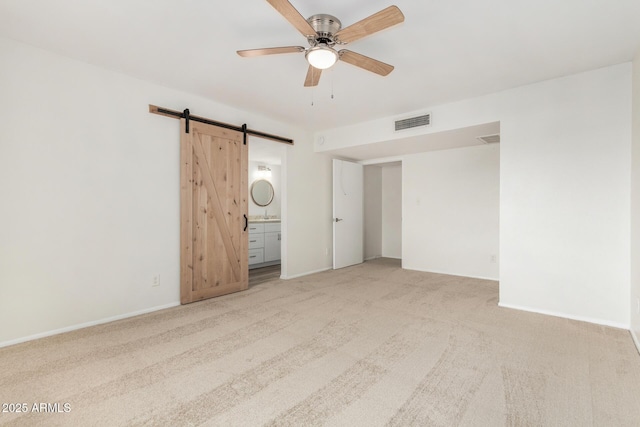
{"left": 307, "top": 14, "right": 342, "bottom": 44}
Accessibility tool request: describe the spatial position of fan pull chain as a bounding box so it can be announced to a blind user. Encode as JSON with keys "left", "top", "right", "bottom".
{"left": 311, "top": 66, "right": 315, "bottom": 106}
{"left": 331, "top": 68, "right": 334, "bottom": 100}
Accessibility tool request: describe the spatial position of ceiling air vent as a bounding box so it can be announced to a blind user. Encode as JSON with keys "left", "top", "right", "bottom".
{"left": 395, "top": 113, "right": 431, "bottom": 131}
{"left": 477, "top": 134, "right": 500, "bottom": 144}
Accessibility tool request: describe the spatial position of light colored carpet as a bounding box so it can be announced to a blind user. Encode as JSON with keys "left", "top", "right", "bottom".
{"left": 1, "top": 258, "right": 639, "bottom": 426}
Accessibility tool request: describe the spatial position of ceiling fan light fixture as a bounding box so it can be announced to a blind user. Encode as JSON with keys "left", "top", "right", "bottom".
{"left": 305, "top": 45, "right": 338, "bottom": 70}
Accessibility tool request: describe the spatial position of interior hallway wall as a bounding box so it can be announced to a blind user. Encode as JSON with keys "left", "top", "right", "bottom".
{"left": 381, "top": 165, "right": 402, "bottom": 259}
{"left": 364, "top": 166, "right": 382, "bottom": 260}
{"left": 403, "top": 144, "right": 499, "bottom": 279}
{"left": 631, "top": 49, "right": 640, "bottom": 348}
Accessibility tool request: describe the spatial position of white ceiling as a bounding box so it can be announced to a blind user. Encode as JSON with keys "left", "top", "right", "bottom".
{"left": 1, "top": 0, "right": 639, "bottom": 134}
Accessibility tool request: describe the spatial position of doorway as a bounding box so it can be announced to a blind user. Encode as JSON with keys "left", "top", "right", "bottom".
{"left": 363, "top": 161, "right": 402, "bottom": 262}
{"left": 248, "top": 137, "right": 285, "bottom": 286}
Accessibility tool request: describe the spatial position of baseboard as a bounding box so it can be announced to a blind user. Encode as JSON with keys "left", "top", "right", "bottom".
{"left": 403, "top": 266, "right": 499, "bottom": 282}
{"left": 364, "top": 256, "right": 403, "bottom": 261}
{"left": 498, "top": 302, "right": 629, "bottom": 330}
{"left": 249, "top": 260, "right": 281, "bottom": 270}
{"left": 631, "top": 329, "right": 640, "bottom": 355}
{"left": 0, "top": 302, "right": 180, "bottom": 349}
{"left": 281, "top": 267, "right": 332, "bottom": 280}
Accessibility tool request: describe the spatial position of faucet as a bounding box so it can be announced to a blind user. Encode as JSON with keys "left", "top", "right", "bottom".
{"left": 264, "top": 209, "right": 268, "bottom": 219}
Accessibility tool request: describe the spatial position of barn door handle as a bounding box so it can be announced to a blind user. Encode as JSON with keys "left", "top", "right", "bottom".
{"left": 244, "top": 214, "right": 248, "bottom": 231}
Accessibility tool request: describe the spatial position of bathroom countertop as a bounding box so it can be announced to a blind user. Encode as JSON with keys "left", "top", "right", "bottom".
{"left": 248, "top": 218, "right": 281, "bottom": 223}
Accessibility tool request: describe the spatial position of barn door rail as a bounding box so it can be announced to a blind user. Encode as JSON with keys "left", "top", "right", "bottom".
{"left": 148, "top": 104, "right": 294, "bottom": 145}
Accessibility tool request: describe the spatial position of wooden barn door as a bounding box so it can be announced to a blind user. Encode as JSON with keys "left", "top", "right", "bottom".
{"left": 180, "top": 119, "right": 248, "bottom": 304}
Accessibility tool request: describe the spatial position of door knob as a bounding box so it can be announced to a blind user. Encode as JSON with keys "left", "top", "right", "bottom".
{"left": 334, "top": 218, "right": 343, "bottom": 222}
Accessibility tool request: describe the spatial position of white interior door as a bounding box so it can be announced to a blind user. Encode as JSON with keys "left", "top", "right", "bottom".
{"left": 333, "top": 159, "right": 363, "bottom": 269}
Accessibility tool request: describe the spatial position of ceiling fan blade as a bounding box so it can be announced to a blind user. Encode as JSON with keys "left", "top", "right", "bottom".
{"left": 267, "top": 0, "right": 317, "bottom": 37}
{"left": 338, "top": 50, "right": 394, "bottom": 76}
{"left": 304, "top": 65, "right": 322, "bottom": 87}
{"left": 335, "top": 5, "right": 405, "bottom": 44}
{"left": 237, "top": 46, "right": 305, "bottom": 57}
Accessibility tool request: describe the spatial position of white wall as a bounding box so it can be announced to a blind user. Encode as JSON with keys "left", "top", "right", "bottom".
{"left": 248, "top": 162, "right": 281, "bottom": 218}
{"left": 363, "top": 166, "right": 382, "bottom": 260}
{"left": 282, "top": 134, "right": 333, "bottom": 280}
{"left": 499, "top": 66, "right": 631, "bottom": 328}
{"left": 381, "top": 165, "right": 402, "bottom": 259}
{"left": 317, "top": 64, "right": 632, "bottom": 328}
{"left": 631, "top": 50, "right": 640, "bottom": 349}
{"left": 0, "top": 37, "right": 332, "bottom": 346}
{"left": 403, "top": 145, "right": 499, "bottom": 279}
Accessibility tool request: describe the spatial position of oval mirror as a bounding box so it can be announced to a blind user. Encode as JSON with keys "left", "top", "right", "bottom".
{"left": 250, "top": 179, "right": 274, "bottom": 207}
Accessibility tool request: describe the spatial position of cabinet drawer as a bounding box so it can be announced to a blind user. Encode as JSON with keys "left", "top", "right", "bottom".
{"left": 248, "top": 234, "right": 264, "bottom": 249}
{"left": 247, "top": 223, "right": 264, "bottom": 233}
{"left": 264, "top": 222, "right": 281, "bottom": 233}
{"left": 248, "top": 248, "right": 264, "bottom": 265}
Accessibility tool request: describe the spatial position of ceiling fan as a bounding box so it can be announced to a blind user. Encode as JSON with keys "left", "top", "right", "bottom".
{"left": 237, "top": 0, "right": 405, "bottom": 87}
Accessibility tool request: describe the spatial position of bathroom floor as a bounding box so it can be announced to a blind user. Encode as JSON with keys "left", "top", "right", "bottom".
{"left": 248, "top": 264, "right": 281, "bottom": 287}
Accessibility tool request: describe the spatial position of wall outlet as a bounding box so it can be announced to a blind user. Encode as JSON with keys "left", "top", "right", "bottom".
{"left": 152, "top": 274, "right": 160, "bottom": 287}
{"left": 490, "top": 255, "right": 497, "bottom": 263}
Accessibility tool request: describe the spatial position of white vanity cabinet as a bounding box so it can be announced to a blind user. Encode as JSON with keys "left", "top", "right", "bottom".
{"left": 248, "top": 221, "right": 281, "bottom": 269}
{"left": 264, "top": 223, "right": 282, "bottom": 262}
